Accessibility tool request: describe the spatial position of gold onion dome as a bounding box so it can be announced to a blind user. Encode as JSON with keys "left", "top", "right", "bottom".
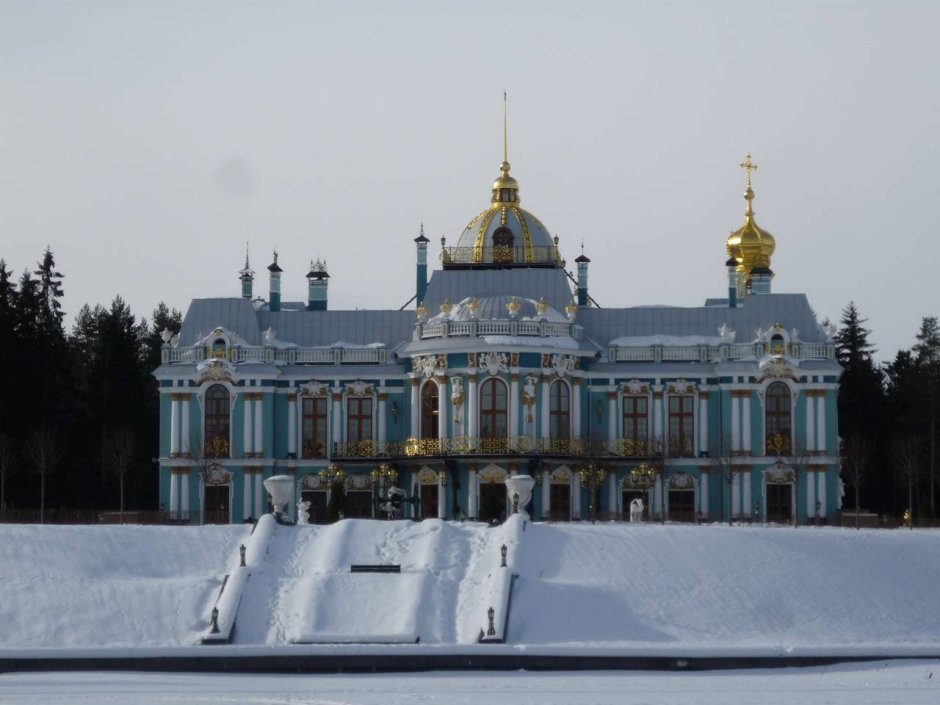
{"left": 725, "top": 154, "right": 775, "bottom": 277}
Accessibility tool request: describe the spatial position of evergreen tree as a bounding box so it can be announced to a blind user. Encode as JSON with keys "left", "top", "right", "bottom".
{"left": 0, "top": 262, "right": 17, "bottom": 433}
{"left": 913, "top": 317, "right": 940, "bottom": 514}
{"left": 833, "top": 303, "right": 886, "bottom": 513}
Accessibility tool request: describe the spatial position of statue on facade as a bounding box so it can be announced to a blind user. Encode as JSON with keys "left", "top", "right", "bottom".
{"left": 630, "top": 498, "right": 644, "bottom": 523}
{"left": 451, "top": 376, "right": 464, "bottom": 424}
{"left": 521, "top": 375, "right": 538, "bottom": 423}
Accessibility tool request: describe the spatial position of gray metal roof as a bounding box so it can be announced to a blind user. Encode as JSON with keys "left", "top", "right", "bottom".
{"left": 257, "top": 309, "right": 414, "bottom": 348}
{"left": 421, "top": 268, "right": 575, "bottom": 313}
{"left": 180, "top": 298, "right": 263, "bottom": 347}
{"left": 579, "top": 293, "right": 826, "bottom": 347}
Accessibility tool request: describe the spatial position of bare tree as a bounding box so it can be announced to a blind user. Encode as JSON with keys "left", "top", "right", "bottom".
{"left": 24, "top": 424, "right": 66, "bottom": 523}
{"left": 102, "top": 426, "right": 137, "bottom": 523}
{"left": 893, "top": 435, "right": 921, "bottom": 530}
{"left": 841, "top": 433, "right": 875, "bottom": 529}
{"left": 0, "top": 432, "right": 16, "bottom": 521}
{"left": 708, "top": 433, "right": 737, "bottom": 524}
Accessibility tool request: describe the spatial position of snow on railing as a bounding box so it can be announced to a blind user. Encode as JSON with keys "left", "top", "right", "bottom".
{"left": 608, "top": 341, "right": 834, "bottom": 364}
{"left": 163, "top": 346, "right": 386, "bottom": 366}
{"left": 479, "top": 514, "right": 524, "bottom": 644}
{"left": 418, "top": 319, "right": 577, "bottom": 341}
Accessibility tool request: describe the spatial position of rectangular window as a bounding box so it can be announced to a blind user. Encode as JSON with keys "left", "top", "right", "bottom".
{"left": 668, "top": 395, "right": 694, "bottom": 457}
{"left": 622, "top": 396, "right": 648, "bottom": 443}
{"left": 301, "top": 397, "right": 327, "bottom": 458}
{"left": 346, "top": 397, "right": 373, "bottom": 444}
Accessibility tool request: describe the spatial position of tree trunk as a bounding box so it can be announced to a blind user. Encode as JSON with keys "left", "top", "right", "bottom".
{"left": 855, "top": 480, "right": 861, "bottom": 529}
{"left": 40, "top": 469, "right": 45, "bottom": 524}
{"left": 931, "top": 391, "right": 937, "bottom": 514}
{"left": 120, "top": 474, "right": 125, "bottom": 524}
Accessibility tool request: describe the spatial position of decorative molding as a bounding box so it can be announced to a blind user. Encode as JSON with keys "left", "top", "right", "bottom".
{"left": 549, "top": 353, "right": 576, "bottom": 378}
{"left": 551, "top": 466, "right": 572, "bottom": 483}
{"left": 196, "top": 359, "right": 234, "bottom": 385}
{"left": 479, "top": 352, "right": 509, "bottom": 376}
{"left": 301, "top": 474, "right": 323, "bottom": 490}
{"left": 205, "top": 467, "right": 232, "bottom": 486}
{"left": 669, "top": 472, "right": 695, "bottom": 490}
{"left": 300, "top": 381, "right": 328, "bottom": 397}
{"left": 621, "top": 379, "right": 649, "bottom": 395}
{"left": 412, "top": 354, "right": 447, "bottom": 380}
{"left": 346, "top": 379, "right": 373, "bottom": 397}
{"left": 667, "top": 379, "right": 696, "bottom": 395}
{"left": 765, "top": 462, "right": 795, "bottom": 484}
{"left": 479, "top": 464, "right": 507, "bottom": 483}
{"left": 757, "top": 357, "right": 799, "bottom": 382}
{"left": 417, "top": 466, "right": 438, "bottom": 484}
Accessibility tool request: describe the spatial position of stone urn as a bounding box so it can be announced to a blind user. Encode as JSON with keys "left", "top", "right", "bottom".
{"left": 505, "top": 474, "right": 536, "bottom": 517}
{"left": 263, "top": 474, "right": 294, "bottom": 516}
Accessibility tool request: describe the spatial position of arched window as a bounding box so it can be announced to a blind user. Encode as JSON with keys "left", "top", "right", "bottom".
{"left": 549, "top": 380, "right": 570, "bottom": 439}
{"left": 765, "top": 382, "right": 792, "bottom": 454}
{"left": 211, "top": 338, "right": 227, "bottom": 358}
{"left": 204, "top": 385, "right": 230, "bottom": 455}
{"left": 770, "top": 334, "right": 785, "bottom": 355}
{"left": 479, "top": 378, "right": 508, "bottom": 441}
{"left": 421, "top": 382, "right": 439, "bottom": 439}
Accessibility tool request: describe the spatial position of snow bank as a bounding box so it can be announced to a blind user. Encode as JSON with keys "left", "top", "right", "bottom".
{"left": 1, "top": 521, "right": 939, "bottom": 651}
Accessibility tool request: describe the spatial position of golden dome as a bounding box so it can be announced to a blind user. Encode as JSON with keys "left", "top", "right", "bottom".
{"left": 491, "top": 161, "right": 519, "bottom": 202}
{"left": 725, "top": 155, "right": 775, "bottom": 277}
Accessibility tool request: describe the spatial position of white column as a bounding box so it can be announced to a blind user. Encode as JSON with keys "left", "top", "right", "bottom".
{"left": 510, "top": 374, "right": 520, "bottom": 445}
{"left": 818, "top": 469, "right": 827, "bottom": 518}
{"left": 254, "top": 396, "right": 264, "bottom": 455}
{"left": 699, "top": 393, "right": 709, "bottom": 455}
{"left": 731, "top": 473, "right": 741, "bottom": 518}
{"left": 700, "top": 472, "right": 709, "bottom": 517}
{"left": 243, "top": 394, "right": 253, "bottom": 455}
{"left": 652, "top": 476, "right": 662, "bottom": 521}
{"left": 805, "top": 390, "right": 816, "bottom": 451}
{"left": 170, "top": 395, "right": 180, "bottom": 456}
{"left": 731, "top": 394, "right": 740, "bottom": 451}
{"left": 607, "top": 392, "right": 617, "bottom": 448}
{"left": 743, "top": 471, "right": 752, "bottom": 517}
{"left": 742, "top": 393, "right": 752, "bottom": 453}
{"left": 254, "top": 472, "right": 264, "bottom": 517}
{"left": 288, "top": 394, "right": 297, "bottom": 457}
{"left": 816, "top": 394, "right": 826, "bottom": 452}
{"left": 572, "top": 378, "right": 582, "bottom": 440}
{"left": 540, "top": 374, "right": 550, "bottom": 439}
{"left": 180, "top": 469, "right": 190, "bottom": 520}
{"left": 377, "top": 393, "right": 387, "bottom": 452}
{"left": 332, "top": 391, "right": 343, "bottom": 448}
{"left": 468, "top": 469, "right": 478, "bottom": 518}
{"left": 169, "top": 469, "right": 179, "bottom": 518}
{"left": 653, "top": 390, "right": 664, "bottom": 443}
{"left": 570, "top": 473, "right": 581, "bottom": 520}
{"left": 607, "top": 474, "right": 617, "bottom": 517}
{"left": 409, "top": 378, "right": 420, "bottom": 437}
{"left": 806, "top": 468, "right": 816, "bottom": 520}
{"left": 243, "top": 471, "right": 253, "bottom": 520}
{"left": 541, "top": 470, "right": 551, "bottom": 519}
{"left": 181, "top": 395, "right": 191, "bottom": 455}
{"left": 437, "top": 380, "right": 448, "bottom": 441}
{"left": 467, "top": 375, "right": 478, "bottom": 441}
{"left": 437, "top": 476, "right": 446, "bottom": 519}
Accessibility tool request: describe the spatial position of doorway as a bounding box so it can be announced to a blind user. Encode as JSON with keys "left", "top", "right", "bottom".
{"left": 204, "top": 485, "right": 230, "bottom": 524}
{"left": 766, "top": 483, "right": 793, "bottom": 524}
{"left": 479, "top": 483, "right": 507, "bottom": 523}
{"left": 549, "top": 483, "right": 570, "bottom": 521}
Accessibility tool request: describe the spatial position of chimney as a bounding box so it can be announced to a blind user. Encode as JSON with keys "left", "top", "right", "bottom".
{"left": 267, "top": 250, "right": 282, "bottom": 312}
{"left": 414, "top": 223, "right": 429, "bottom": 307}
{"left": 575, "top": 249, "right": 591, "bottom": 306}
{"left": 306, "top": 258, "right": 329, "bottom": 311}
{"left": 749, "top": 266, "right": 773, "bottom": 295}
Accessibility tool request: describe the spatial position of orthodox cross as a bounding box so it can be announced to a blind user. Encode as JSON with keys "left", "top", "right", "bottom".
{"left": 739, "top": 153, "right": 758, "bottom": 187}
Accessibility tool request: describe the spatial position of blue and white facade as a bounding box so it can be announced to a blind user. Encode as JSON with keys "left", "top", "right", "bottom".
{"left": 154, "top": 153, "right": 842, "bottom": 525}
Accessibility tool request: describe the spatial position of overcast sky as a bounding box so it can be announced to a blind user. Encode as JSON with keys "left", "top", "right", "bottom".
{"left": 2, "top": 1, "right": 938, "bottom": 362}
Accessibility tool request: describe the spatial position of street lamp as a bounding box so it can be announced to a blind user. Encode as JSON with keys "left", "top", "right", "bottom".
{"left": 371, "top": 462, "right": 399, "bottom": 519}
{"left": 579, "top": 462, "right": 607, "bottom": 524}
{"left": 319, "top": 463, "right": 345, "bottom": 486}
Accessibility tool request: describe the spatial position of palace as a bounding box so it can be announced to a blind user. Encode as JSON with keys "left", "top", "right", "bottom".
{"left": 154, "top": 140, "right": 842, "bottom": 525}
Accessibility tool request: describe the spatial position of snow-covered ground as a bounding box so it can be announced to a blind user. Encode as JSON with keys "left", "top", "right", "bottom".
{"left": 1, "top": 663, "right": 939, "bottom": 704}
{"left": 0, "top": 519, "right": 939, "bottom": 652}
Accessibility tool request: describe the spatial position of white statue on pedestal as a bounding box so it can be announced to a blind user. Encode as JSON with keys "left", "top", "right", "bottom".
{"left": 297, "top": 500, "right": 310, "bottom": 525}
{"left": 630, "top": 498, "right": 644, "bottom": 523}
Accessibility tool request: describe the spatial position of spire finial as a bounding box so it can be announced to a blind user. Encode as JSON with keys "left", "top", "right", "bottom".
{"left": 740, "top": 153, "right": 758, "bottom": 188}
{"left": 420, "top": 222, "right": 425, "bottom": 237}
{"left": 501, "top": 90, "right": 509, "bottom": 174}
{"left": 245, "top": 242, "right": 250, "bottom": 269}
{"left": 739, "top": 154, "right": 758, "bottom": 217}
{"left": 273, "top": 248, "right": 279, "bottom": 265}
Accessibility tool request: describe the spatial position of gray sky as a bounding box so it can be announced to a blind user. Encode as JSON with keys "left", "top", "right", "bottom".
{"left": 2, "top": 1, "right": 938, "bottom": 362}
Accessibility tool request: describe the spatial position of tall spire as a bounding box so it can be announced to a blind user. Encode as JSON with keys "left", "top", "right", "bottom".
{"left": 740, "top": 153, "right": 758, "bottom": 217}
{"left": 502, "top": 90, "right": 508, "bottom": 168}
